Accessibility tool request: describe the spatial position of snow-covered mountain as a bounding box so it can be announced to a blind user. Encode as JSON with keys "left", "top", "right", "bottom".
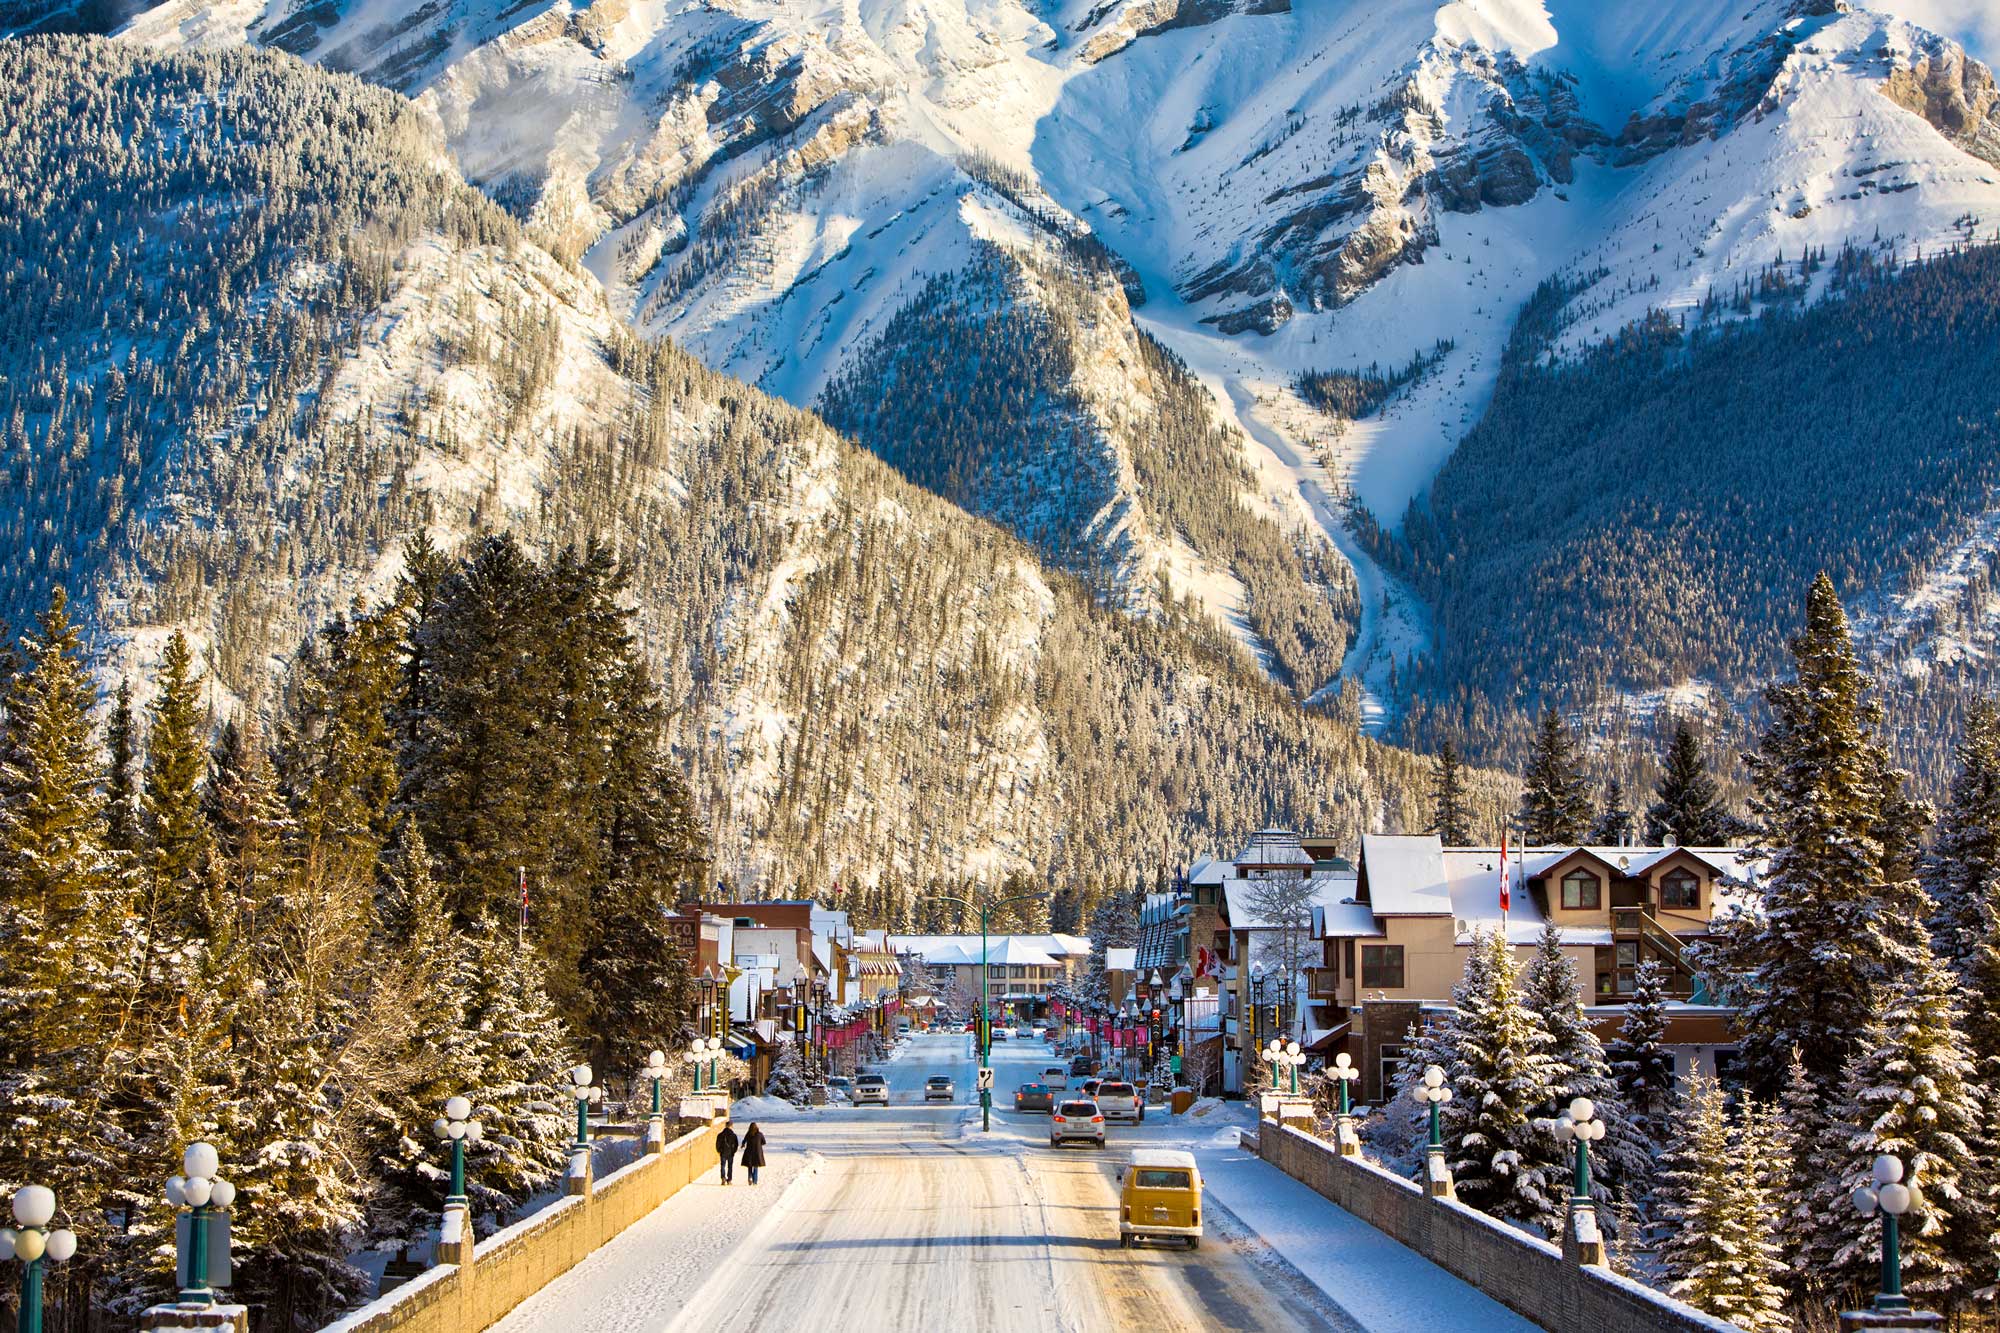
{"left": 0, "top": 35, "right": 1429, "bottom": 891}
{"left": 90, "top": 0, "right": 2000, "bottom": 729}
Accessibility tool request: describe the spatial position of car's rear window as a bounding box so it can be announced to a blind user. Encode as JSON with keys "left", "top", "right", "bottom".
{"left": 1134, "top": 1168, "right": 1192, "bottom": 1190}
{"left": 1019, "top": 1084, "right": 1047, "bottom": 1092}
{"left": 1099, "top": 1083, "right": 1134, "bottom": 1096}
{"left": 1059, "top": 1101, "right": 1097, "bottom": 1115}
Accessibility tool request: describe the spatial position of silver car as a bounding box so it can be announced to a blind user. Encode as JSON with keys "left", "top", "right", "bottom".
{"left": 853, "top": 1074, "right": 889, "bottom": 1105}
{"left": 1095, "top": 1081, "right": 1144, "bottom": 1123}
{"left": 1049, "top": 1099, "right": 1105, "bottom": 1148}
{"left": 924, "top": 1075, "right": 955, "bottom": 1102}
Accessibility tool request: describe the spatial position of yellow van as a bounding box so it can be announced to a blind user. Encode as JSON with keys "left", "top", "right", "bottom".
{"left": 1118, "top": 1149, "right": 1203, "bottom": 1250}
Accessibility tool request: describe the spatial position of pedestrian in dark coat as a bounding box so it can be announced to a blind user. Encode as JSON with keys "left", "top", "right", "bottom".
{"left": 715, "top": 1124, "right": 740, "bottom": 1184}
{"left": 740, "top": 1123, "right": 767, "bottom": 1185}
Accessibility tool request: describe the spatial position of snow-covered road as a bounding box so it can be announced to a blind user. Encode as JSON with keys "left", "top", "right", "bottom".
{"left": 491, "top": 1034, "right": 1540, "bottom": 1332}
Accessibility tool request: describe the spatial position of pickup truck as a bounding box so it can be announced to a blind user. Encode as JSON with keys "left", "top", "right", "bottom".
{"left": 924, "top": 1075, "right": 956, "bottom": 1102}
{"left": 853, "top": 1074, "right": 890, "bottom": 1106}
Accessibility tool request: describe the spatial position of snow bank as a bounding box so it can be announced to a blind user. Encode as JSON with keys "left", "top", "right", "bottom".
{"left": 729, "top": 1095, "right": 808, "bottom": 1121}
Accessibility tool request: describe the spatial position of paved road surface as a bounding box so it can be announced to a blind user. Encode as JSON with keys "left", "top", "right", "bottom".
{"left": 494, "top": 1031, "right": 1541, "bottom": 1333}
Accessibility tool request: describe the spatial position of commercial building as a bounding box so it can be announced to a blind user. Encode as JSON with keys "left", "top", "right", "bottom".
{"left": 890, "top": 933, "right": 1092, "bottom": 1018}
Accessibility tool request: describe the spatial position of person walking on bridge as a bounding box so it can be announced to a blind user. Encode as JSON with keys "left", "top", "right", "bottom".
{"left": 715, "top": 1123, "right": 740, "bottom": 1184}
{"left": 740, "top": 1123, "right": 767, "bottom": 1185}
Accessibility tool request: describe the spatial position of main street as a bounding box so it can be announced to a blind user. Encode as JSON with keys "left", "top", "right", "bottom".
{"left": 495, "top": 1033, "right": 1541, "bottom": 1333}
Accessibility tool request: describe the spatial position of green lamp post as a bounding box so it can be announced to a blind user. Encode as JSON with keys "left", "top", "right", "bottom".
{"left": 1, "top": 1186, "right": 77, "bottom": 1333}
{"left": 643, "top": 1050, "right": 667, "bottom": 1122}
{"left": 1412, "top": 1064, "right": 1453, "bottom": 1151}
{"left": 433, "top": 1097, "right": 483, "bottom": 1208}
{"left": 1553, "top": 1097, "right": 1605, "bottom": 1201}
{"left": 568, "top": 1065, "right": 599, "bottom": 1151}
{"left": 1330, "top": 1052, "right": 1360, "bottom": 1117}
{"left": 1264, "top": 1037, "right": 1305, "bottom": 1095}
{"left": 1852, "top": 1154, "right": 1915, "bottom": 1312}
{"left": 166, "top": 1143, "right": 234, "bottom": 1308}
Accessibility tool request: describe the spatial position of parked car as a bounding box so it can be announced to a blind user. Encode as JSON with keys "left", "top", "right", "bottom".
{"left": 1049, "top": 1099, "right": 1106, "bottom": 1148}
{"left": 1014, "top": 1083, "right": 1055, "bottom": 1113}
{"left": 1096, "top": 1080, "right": 1144, "bottom": 1123}
{"left": 1041, "top": 1066, "right": 1070, "bottom": 1091}
{"left": 924, "top": 1075, "right": 956, "bottom": 1102}
{"left": 853, "top": 1074, "right": 890, "bottom": 1105}
{"left": 1118, "top": 1150, "right": 1203, "bottom": 1249}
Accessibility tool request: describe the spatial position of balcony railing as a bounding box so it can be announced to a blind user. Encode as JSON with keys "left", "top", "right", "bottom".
{"left": 1306, "top": 967, "right": 1341, "bottom": 998}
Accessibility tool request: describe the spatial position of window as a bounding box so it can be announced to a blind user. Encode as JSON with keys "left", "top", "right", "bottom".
{"left": 1134, "top": 1169, "right": 1192, "bottom": 1189}
{"left": 1616, "top": 943, "right": 1639, "bottom": 968}
{"left": 1660, "top": 869, "right": 1700, "bottom": 910}
{"left": 1360, "top": 944, "right": 1405, "bottom": 989}
{"left": 1561, "top": 869, "right": 1601, "bottom": 910}
{"left": 1378, "top": 1042, "right": 1404, "bottom": 1097}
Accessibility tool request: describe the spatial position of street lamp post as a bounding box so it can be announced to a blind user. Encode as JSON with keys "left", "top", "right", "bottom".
{"left": 1330, "top": 1052, "right": 1360, "bottom": 1116}
{"left": 643, "top": 1050, "right": 668, "bottom": 1124}
{"left": 1, "top": 1186, "right": 77, "bottom": 1333}
{"left": 1167, "top": 974, "right": 1186, "bottom": 1078}
{"left": 685, "top": 1040, "right": 707, "bottom": 1094}
{"left": 705, "top": 1035, "right": 722, "bottom": 1090}
{"left": 1264, "top": 1038, "right": 1305, "bottom": 1096}
{"left": 165, "top": 1143, "right": 235, "bottom": 1308}
{"left": 1552, "top": 1097, "right": 1605, "bottom": 1202}
{"left": 1852, "top": 1154, "right": 1916, "bottom": 1313}
{"left": 1248, "top": 962, "right": 1267, "bottom": 1083}
{"left": 1413, "top": 1065, "right": 1454, "bottom": 1153}
{"left": 568, "top": 1065, "right": 599, "bottom": 1152}
{"left": 432, "top": 1096, "right": 484, "bottom": 1208}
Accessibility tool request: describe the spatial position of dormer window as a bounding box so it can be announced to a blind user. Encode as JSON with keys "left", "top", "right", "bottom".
{"left": 1660, "top": 868, "right": 1700, "bottom": 910}
{"left": 1561, "top": 868, "right": 1601, "bottom": 911}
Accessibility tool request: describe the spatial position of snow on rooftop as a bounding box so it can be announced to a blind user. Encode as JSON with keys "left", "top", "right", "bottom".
{"left": 1312, "top": 900, "right": 1385, "bottom": 940}
{"left": 1105, "top": 947, "right": 1137, "bottom": 971}
{"left": 1231, "top": 828, "right": 1314, "bottom": 868}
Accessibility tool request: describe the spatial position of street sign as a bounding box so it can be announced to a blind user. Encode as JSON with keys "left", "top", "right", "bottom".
{"left": 976, "top": 1067, "right": 994, "bottom": 1091}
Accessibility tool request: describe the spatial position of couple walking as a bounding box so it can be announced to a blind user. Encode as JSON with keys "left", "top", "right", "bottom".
{"left": 714, "top": 1122, "right": 766, "bottom": 1184}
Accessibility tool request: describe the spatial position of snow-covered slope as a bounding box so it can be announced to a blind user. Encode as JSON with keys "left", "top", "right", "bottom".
{"left": 96, "top": 0, "right": 2000, "bottom": 721}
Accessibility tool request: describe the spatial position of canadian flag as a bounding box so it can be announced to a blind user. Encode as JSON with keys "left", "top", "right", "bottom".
{"left": 1498, "top": 830, "right": 1512, "bottom": 915}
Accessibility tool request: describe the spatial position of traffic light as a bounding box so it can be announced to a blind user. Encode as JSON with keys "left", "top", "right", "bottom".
{"left": 1149, "top": 1007, "right": 1162, "bottom": 1052}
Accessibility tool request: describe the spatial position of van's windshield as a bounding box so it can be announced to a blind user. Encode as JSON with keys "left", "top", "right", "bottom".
{"left": 1134, "top": 1169, "right": 1192, "bottom": 1189}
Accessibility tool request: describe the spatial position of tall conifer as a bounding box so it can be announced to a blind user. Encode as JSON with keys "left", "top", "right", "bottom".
{"left": 1520, "top": 710, "right": 1590, "bottom": 844}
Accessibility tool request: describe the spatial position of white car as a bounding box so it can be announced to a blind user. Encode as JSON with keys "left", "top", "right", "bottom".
{"left": 1041, "top": 1066, "right": 1070, "bottom": 1092}
{"left": 853, "top": 1074, "right": 889, "bottom": 1106}
{"left": 1049, "top": 1099, "right": 1106, "bottom": 1148}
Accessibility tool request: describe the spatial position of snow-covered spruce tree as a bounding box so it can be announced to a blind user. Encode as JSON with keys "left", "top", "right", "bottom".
{"left": 104, "top": 677, "right": 139, "bottom": 853}
{"left": 0, "top": 590, "right": 137, "bottom": 1263}
{"left": 1727, "top": 1097, "right": 1796, "bottom": 1333}
{"left": 140, "top": 629, "right": 218, "bottom": 944}
{"left": 1587, "top": 778, "right": 1635, "bottom": 847}
{"left": 1081, "top": 889, "right": 1138, "bottom": 1008}
{"left": 1605, "top": 960, "right": 1675, "bottom": 1144}
{"left": 1770, "top": 1048, "right": 1831, "bottom": 1300}
{"left": 1441, "top": 929, "right": 1565, "bottom": 1231}
{"left": 764, "top": 1040, "right": 810, "bottom": 1105}
{"left": 1657, "top": 1072, "right": 1789, "bottom": 1331}
{"left": 457, "top": 919, "right": 574, "bottom": 1231}
{"left": 1921, "top": 697, "right": 2000, "bottom": 982}
{"left": 1520, "top": 709, "right": 1591, "bottom": 845}
{"left": 1808, "top": 943, "right": 1989, "bottom": 1313}
{"left": 1522, "top": 923, "right": 1649, "bottom": 1203}
{"left": 1366, "top": 1019, "right": 1451, "bottom": 1177}
{"left": 1713, "top": 575, "right": 1932, "bottom": 1101}
{"left": 1430, "top": 736, "right": 1474, "bottom": 844}
{"left": 360, "top": 824, "right": 479, "bottom": 1254}
{"left": 1644, "top": 721, "right": 1731, "bottom": 846}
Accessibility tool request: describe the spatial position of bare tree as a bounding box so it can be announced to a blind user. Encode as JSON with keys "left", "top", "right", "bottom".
{"left": 1245, "top": 869, "right": 1317, "bottom": 1033}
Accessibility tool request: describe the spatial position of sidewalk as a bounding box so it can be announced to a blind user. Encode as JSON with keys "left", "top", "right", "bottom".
{"left": 486, "top": 1145, "right": 819, "bottom": 1333}
{"left": 1194, "top": 1137, "right": 1542, "bottom": 1333}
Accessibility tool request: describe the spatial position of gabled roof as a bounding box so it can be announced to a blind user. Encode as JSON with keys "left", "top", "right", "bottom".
{"left": 1223, "top": 872, "right": 1358, "bottom": 930}
{"left": 1186, "top": 857, "right": 1229, "bottom": 886}
{"left": 1358, "top": 834, "right": 1451, "bottom": 915}
{"left": 1312, "top": 900, "right": 1385, "bottom": 939}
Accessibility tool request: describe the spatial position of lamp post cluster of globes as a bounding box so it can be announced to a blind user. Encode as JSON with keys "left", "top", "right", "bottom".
{"left": 1263, "top": 1037, "right": 1306, "bottom": 1095}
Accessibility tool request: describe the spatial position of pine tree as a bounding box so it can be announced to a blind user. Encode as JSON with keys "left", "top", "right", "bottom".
{"left": 1921, "top": 697, "right": 2000, "bottom": 979}
{"left": 1438, "top": 929, "right": 1565, "bottom": 1230}
{"left": 1605, "top": 960, "right": 1675, "bottom": 1141}
{"left": 1586, "top": 778, "right": 1635, "bottom": 846}
{"left": 1643, "top": 722, "right": 1731, "bottom": 845}
{"left": 1520, "top": 709, "right": 1590, "bottom": 845}
{"left": 0, "top": 590, "right": 135, "bottom": 1250}
{"left": 359, "top": 824, "right": 476, "bottom": 1254}
{"left": 104, "top": 677, "right": 138, "bottom": 852}
{"left": 140, "top": 630, "right": 217, "bottom": 936}
{"left": 1810, "top": 945, "right": 1988, "bottom": 1310}
{"left": 1715, "top": 575, "right": 1933, "bottom": 1099}
{"left": 1522, "top": 923, "right": 1649, "bottom": 1198}
{"left": 457, "top": 919, "right": 573, "bottom": 1230}
{"left": 1770, "top": 1047, "right": 1827, "bottom": 1297}
{"left": 1430, "top": 736, "right": 1473, "bottom": 844}
{"left": 1658, "top": 1072, "right": 1789, "bottom": 1330}
{"left": 1727, "top": 1097, "right": 1796, "bottom": 1333}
